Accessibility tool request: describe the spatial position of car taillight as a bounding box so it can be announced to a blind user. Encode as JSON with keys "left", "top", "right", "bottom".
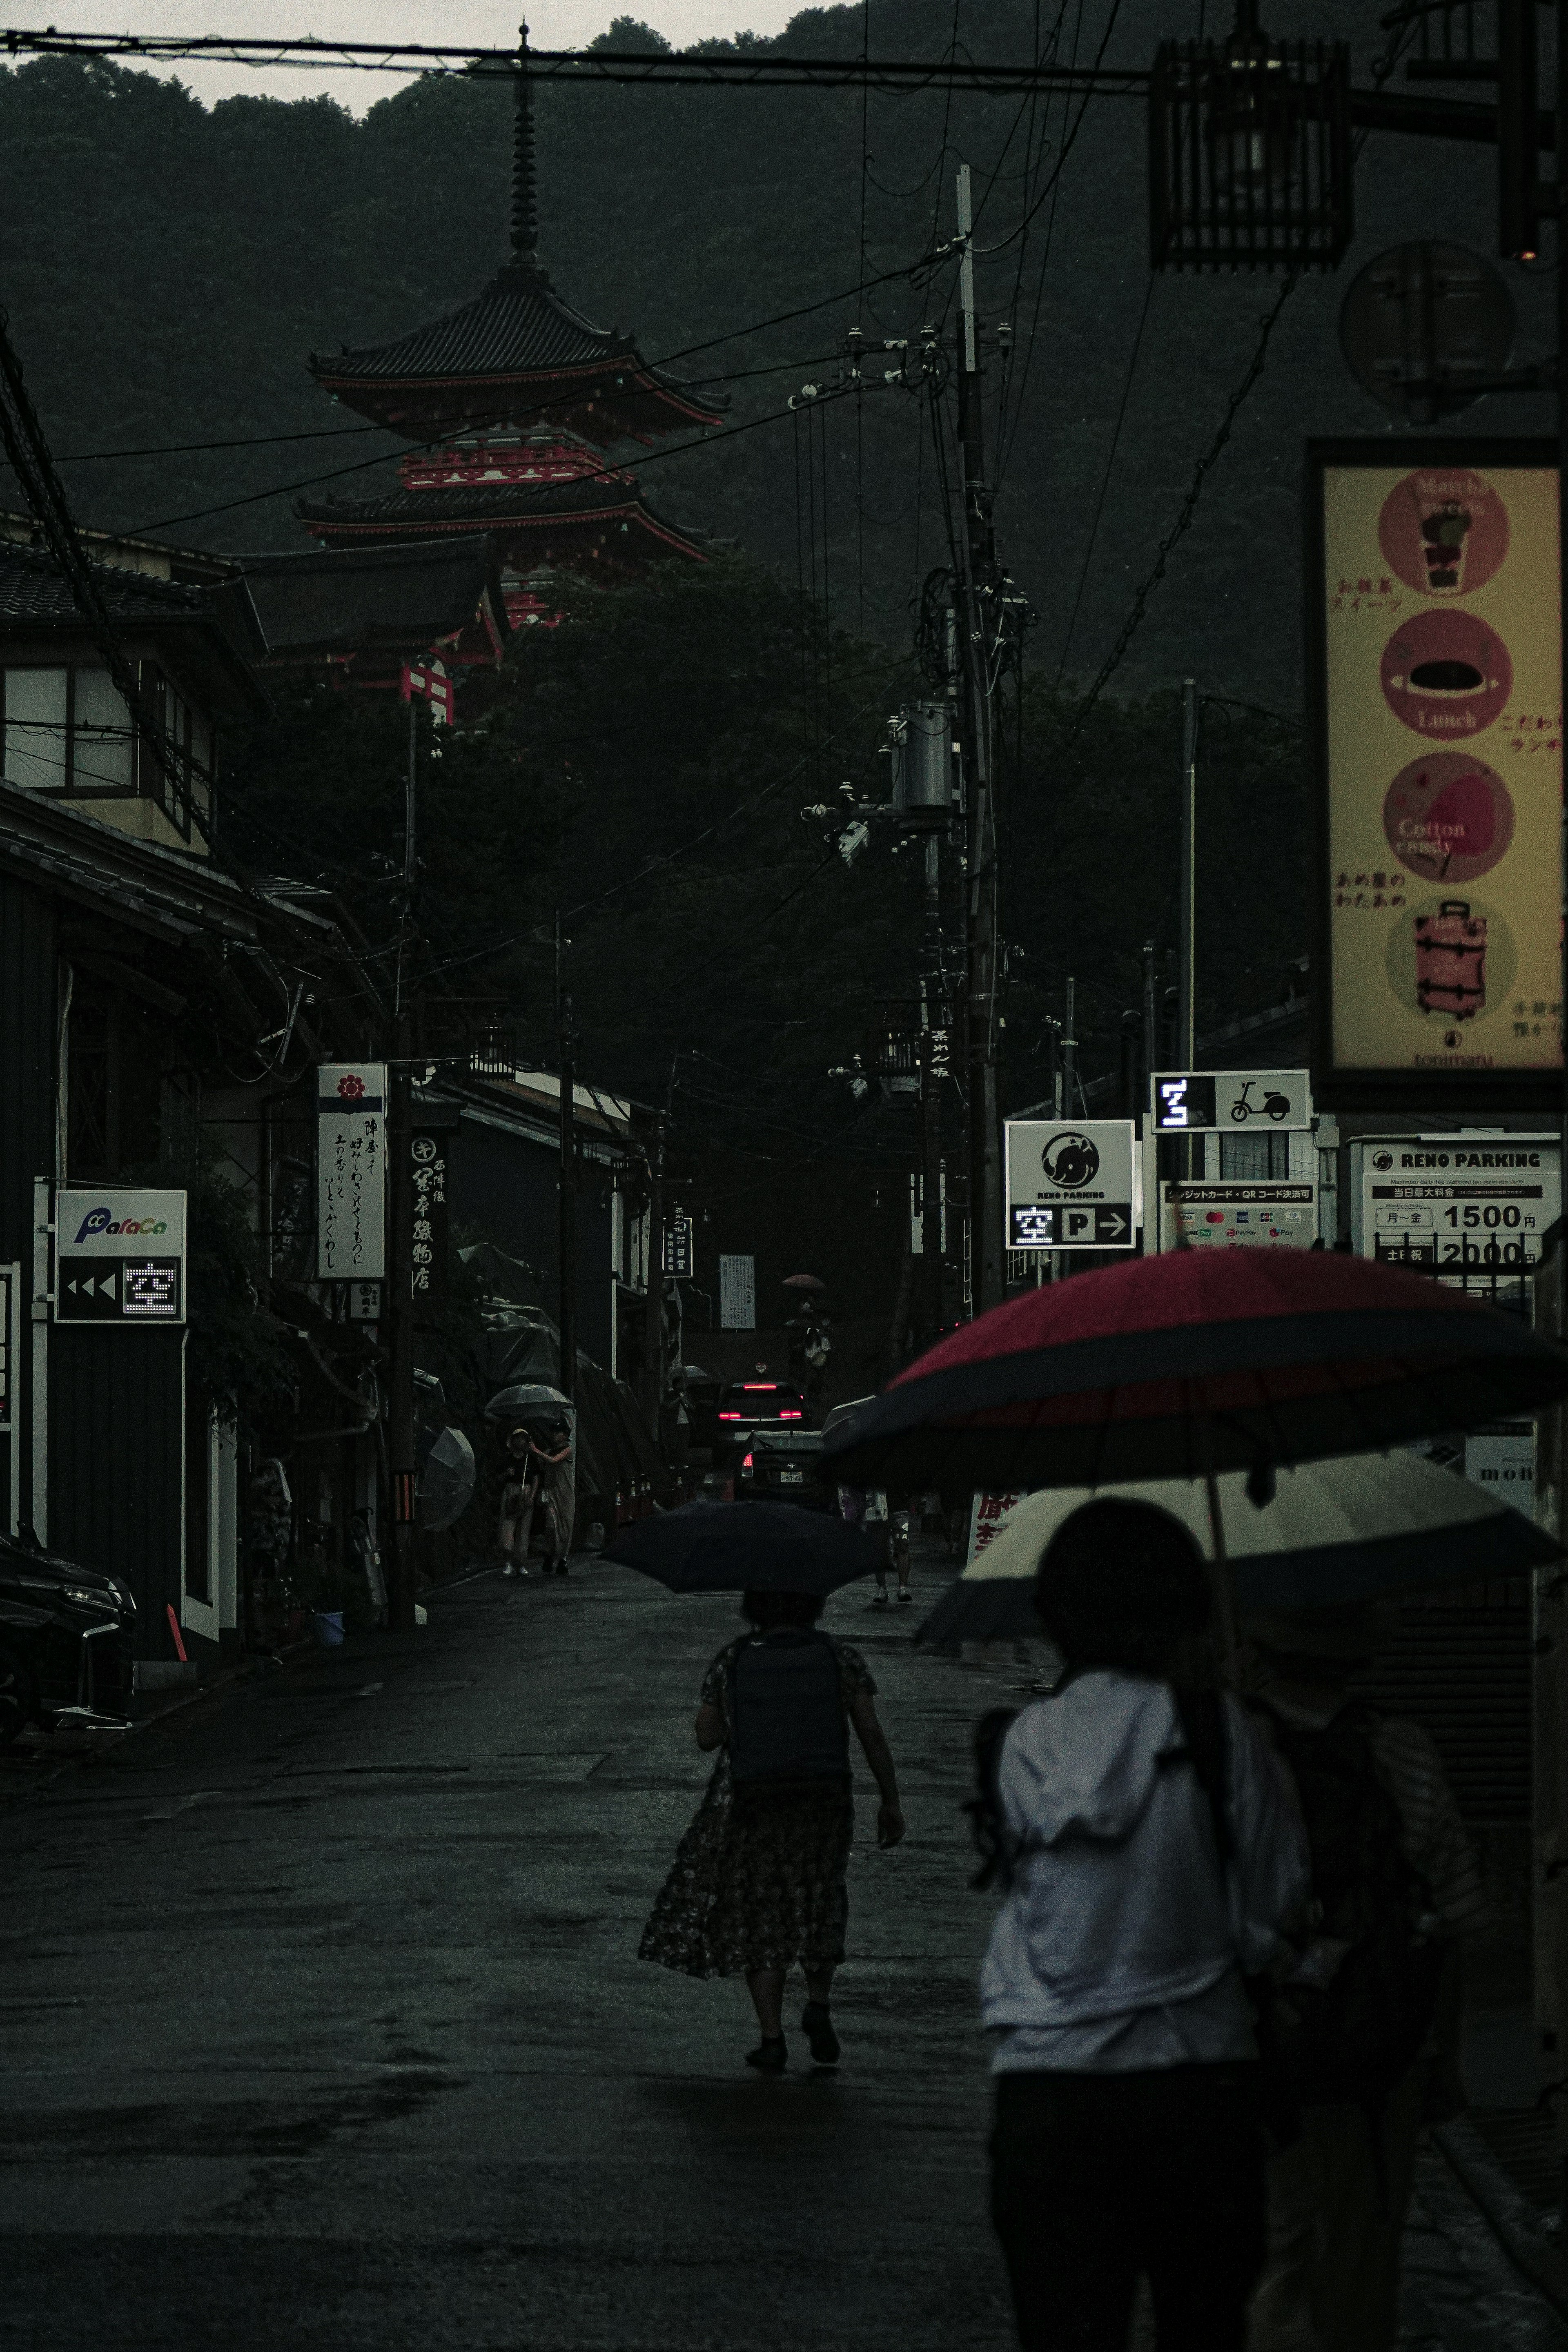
{"left": 719, "top": 1411, "right": 742, "bottom": 1419}
{"left": 742, "top": 1453, "right": 754, "bottom": 1469}
{"left": 780, "top": 1410, "right": 802, "bottom": 1419}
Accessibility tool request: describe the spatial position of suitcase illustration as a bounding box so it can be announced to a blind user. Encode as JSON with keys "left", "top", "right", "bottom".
{"left": 1414, "top": 899, "right": 1486, "bottom": 1020}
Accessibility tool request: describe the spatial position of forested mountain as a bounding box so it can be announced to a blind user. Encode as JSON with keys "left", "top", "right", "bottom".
{"left": 0, "top": 6, "right": 1530, "bottom": 1265}
{"left": 0, "top": 4, "right": 1543, "bottom": 701}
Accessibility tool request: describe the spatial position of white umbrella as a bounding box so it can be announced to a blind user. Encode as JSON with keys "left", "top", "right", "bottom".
{"left": 916, "top": 1451, "right": 1559, "bottom": 1646}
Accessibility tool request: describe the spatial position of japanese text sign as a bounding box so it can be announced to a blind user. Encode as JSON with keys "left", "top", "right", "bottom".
{"left": 719, "top": 1254, "right": 756, "bottom": 1330}
{"left": 317, "top": 1065, "right": 386, "bottom": 1281}
{"left": 1004, "top": 1120, "right": 1136, "bottom": 1249}
{"left": 966, "top": 1492, "right": 1028, "bottom": 1566}
{"left": 1358, "top": 1134, "right": 1560, "bottom": 1272}
{"left": 1161, "top": 1182, "right": 1317, "bottom": 1252}
{"left": 1310, "top": 442, "right": 1562, "bottom": 1109}
{"left": 409, "top": 1131, "right": 449, "bottom": 1300}
{"left": 56, "top": 1188, "right": 186, "bottom": 1323}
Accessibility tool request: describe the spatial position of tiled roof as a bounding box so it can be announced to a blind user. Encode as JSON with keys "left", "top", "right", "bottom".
{"left": 239, "top": 537, "right": 506, "bottom": 656}
{"left": 297, "top": 477, "right": 710, "bottom": 557}
{"left": 310, "top": 263, "right": 727, "bottom": 425}
{"left": 0, "top": 540, "right": 207, "bottom": 625}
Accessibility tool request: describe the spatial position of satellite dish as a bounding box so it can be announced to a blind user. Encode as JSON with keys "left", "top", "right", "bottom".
{"left": 1340, "top": 242, "right": 1514, "bottom": 425}
{"left": 419, "top": 1426, "right": 477, "bottom": 1531}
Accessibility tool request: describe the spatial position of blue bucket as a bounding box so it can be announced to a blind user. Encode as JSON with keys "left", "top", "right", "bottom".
{"left": 312, "top": 1609, "right": 345, "bottom": 1648}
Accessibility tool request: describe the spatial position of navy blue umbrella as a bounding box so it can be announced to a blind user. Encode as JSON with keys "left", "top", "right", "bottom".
{"left": 605, "top": 1500, "right": 877, "bottom": 1595}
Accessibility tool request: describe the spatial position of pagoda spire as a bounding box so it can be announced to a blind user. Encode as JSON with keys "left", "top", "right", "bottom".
{"left": 510, "top": 21, "right": 541, "bottom": 276}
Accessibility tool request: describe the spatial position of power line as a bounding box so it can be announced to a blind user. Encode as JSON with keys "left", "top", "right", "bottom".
{"left": 117, "top": 374, "right": 882, "bottom": 541}
{"left": 1053, "top": 269, "right": 1155, "bottom": 685}
{"left": 1062, "top": 271, "right": 1300, "bottom": 746}
{"left": 46, "top": 355, "right": 845, "bottom": 467}
{"left": 0, "top": 27, "right": 1150, "bottom": 97}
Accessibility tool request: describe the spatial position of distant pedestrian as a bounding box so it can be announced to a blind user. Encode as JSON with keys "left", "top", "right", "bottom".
{"left": 1242, "top": 1604, "right": 1489, "bottom": 2352}
{"left": 838, "top": 1483, "right": 909, "bottom": 1608}
{"left": 530, "top": 1416, "right": 575, "bottom": 1575}
{"left": 980, "top": 1498, "right": 1310, "bottom": 2352}
{"left": 639, "top": 1588, "right": 905, "bottom": 2071}
{"left": 498, "top": 1425, "right": 537, "bottom": 1578}
{"left": 498, "top": 1417, "right": 575, "bottom": 1578}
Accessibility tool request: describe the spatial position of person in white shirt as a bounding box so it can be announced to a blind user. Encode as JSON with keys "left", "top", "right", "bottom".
{"left": 982, "top": 1497, "right": 1310, "bottom": 2352}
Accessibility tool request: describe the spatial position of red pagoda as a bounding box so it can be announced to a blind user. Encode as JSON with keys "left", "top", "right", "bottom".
{"left": 301, "top": 30, "right": 726, "bottom": 628}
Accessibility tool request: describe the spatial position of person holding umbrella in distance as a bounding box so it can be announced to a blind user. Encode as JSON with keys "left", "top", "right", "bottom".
{"left": 614, "top": 1500, "right": 906, "bottom": 2072}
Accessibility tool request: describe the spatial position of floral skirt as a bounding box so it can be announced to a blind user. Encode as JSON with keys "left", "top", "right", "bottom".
{"left": 639, "top": 1764, "right": 854, "bottom": 1979}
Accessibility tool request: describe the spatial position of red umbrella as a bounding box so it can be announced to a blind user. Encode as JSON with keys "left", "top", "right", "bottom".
{"left": 824, "top": 1249, "right": 1568, "bottom": 1493}
{"left": 782, "top": 1273, "right": 827, "bottom": 1292}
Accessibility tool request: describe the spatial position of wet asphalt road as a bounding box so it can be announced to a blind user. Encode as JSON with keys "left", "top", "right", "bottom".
{"left": 2, "top": 1547, "right": 1564, "bottom": 2350}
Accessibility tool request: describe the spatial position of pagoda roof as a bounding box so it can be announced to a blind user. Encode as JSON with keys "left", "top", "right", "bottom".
{"left": 308, "top": 32, "right": 727, "bottom": 448}
{"left": 309, "top": 265, "right": 726, "bottom": 444}
{"left": 237, "top": 537, "right": 509, "bottom": 668}
{"left": 298, "top": 476, "right": 713, "bottom": 565}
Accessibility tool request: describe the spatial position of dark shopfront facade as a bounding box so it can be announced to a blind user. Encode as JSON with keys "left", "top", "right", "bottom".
{"left": 0, "top": 790, "right": 261, "bottom": 1664}
{"left": 0, "top": 790, "right": 385, "bottom": 1671}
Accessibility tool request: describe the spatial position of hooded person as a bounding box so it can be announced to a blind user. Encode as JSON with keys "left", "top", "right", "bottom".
{"left": 981, "top": 1497, "right": 1310, "bottom": 2352}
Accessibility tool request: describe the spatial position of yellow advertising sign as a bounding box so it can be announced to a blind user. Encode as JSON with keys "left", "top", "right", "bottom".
{"left": 1313, "top": 443, "right": 1561, "bottom": 1107}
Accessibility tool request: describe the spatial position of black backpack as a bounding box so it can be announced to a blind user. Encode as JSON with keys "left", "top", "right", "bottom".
{"left": 1247, "top": 1697, "right": 1446, "bottom": 2111}
{"left": 729, "top": 1631, "right": 850, "bottom": 1785}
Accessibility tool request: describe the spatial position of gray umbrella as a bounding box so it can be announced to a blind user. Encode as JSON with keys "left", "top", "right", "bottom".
{"left": 484, "top": 1383, "right": 574, "bottom": 1423}
{"left": 419, "top": 1427, "right": 477, "bottom": 1532}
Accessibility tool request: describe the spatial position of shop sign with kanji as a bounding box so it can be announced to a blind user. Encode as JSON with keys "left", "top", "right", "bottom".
{"left": 966, "top": 1491, "right": 1028, "bottom": 1566}
{"left": 317, "top": 1065, "right": 386, "bottom": 1281}
{"left": 410, "top": 1131, "right": 450, "bottom": 1300}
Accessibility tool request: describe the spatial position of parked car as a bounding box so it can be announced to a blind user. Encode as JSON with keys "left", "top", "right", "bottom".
{"left": 0, "top": 1534, "right": 136, "bottom": 1746}
{"left": 735, "top": 1428, "right": 834, "bottom": 1510}
{"left": 713, "top": 1380, "right": 811, "bottom": 1461}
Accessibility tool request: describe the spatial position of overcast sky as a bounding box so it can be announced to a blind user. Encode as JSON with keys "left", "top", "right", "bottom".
{"left": 0, "top": 2, "right": 800, "bottom": 107}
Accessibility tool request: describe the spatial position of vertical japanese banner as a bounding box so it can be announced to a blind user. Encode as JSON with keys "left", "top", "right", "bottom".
{"left": 966, "top": 1491, "right": 1028, "bottom": 1566}
{"left": 1312, "top": 443, "right": 1562, "bottom": 1108}
{"left": 316, "top": 1064, "right": 387, "bottom": 1280}
{"left": 719, "top": 1253, "right": 756, "bottom": 1330}
{"left": 409, "top": 1131, "right": 450, "bottom": 1303}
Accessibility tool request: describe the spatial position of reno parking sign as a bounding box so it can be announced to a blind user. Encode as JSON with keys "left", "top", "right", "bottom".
{"left": 55, "top": 1188, "right": 186, "bottom": 1324}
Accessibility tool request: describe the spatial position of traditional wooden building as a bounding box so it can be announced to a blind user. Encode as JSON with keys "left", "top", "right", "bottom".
{"left": 299, "top": 37, "right": 726, "bottom": 628}
{"left": 241, "top": 537, "right": 509, "bottom": 693}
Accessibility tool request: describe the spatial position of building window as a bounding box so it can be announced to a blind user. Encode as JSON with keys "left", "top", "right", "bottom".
{"left": 1219, "top": 1132, "right": 1292, "bottom": 1180}
{"left": 0, "top": 662, "right": 214, "bottom": 826}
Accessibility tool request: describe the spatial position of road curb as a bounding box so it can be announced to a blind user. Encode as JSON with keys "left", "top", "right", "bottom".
{"left": 1434, "top": 2116, "right": 1568, "bottom": 2319}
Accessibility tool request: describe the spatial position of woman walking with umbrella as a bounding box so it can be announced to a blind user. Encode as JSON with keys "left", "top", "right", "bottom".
{"left": 621, "top": 1502, "right": 906, "bottom": 2071}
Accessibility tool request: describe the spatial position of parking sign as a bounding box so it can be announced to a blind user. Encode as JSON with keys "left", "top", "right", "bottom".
{"left": 1004, "top": 1121, "right": 1137, "bottom": 1250}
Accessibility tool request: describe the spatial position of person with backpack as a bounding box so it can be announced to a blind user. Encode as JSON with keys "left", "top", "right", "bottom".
{"left": 1241, "top": 1604, "right": 1489, "bottom": 2352}
{"left": 638, "top": 1588, "right": 905, "bottom": 2070}
{"left": 980, "top": 1498, "right": 1310, "bottom": 2352}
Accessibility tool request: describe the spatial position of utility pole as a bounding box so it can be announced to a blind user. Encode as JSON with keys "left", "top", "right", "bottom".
{"left": 1179, "top": 680, "right": 1198, "bottom": 1073}
{"left": 955, "top": 162, "right": 1003, "bottom": 1317}
{"left": 1063, "top": 977, "right": 1077, "bottom": 1115}
{"left": 556, "top": 913, "right": 577, "bottom": 1405}
{"left": 920, "top": 843, "right": 945, "bottom": 1339}
{"left": 645, "top": 1113, "right": 666, "bottom": 1437}
{"left": 386, "top": 695, "right": 419, "bottom": 1634}
{"left": 1176, "top": 680, "right": 1199, "bottom": 1185}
